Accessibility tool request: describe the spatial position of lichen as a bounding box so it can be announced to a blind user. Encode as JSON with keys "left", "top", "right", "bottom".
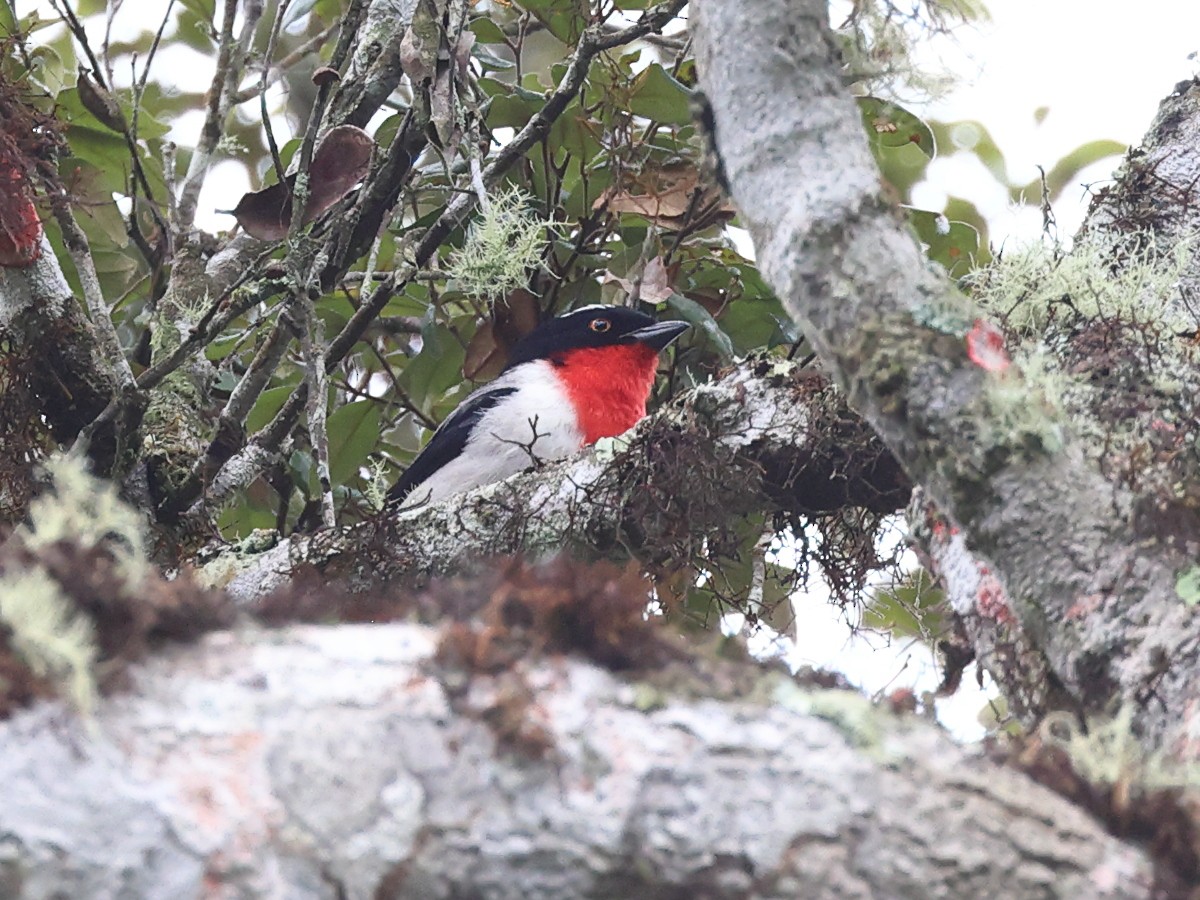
{"left": 1042, "top": 708, "right": 1200, "bottom": 791}
{"left": 448, "top": 187, "right": 552, "bottom": 302}
{"left": 0, "top": 570, "right": 97, "bottom": 713}
{"left": 964, "top": 235, "right": 1192, "bottom": 337}
{"left": 962, "top": 234, "right": 1200, "bottom": 554}
{"left": 774, "top": 682, "right": 885, "bottom": 749}
{"left": 22, "top": 453, "right": 147, "bottom": 584}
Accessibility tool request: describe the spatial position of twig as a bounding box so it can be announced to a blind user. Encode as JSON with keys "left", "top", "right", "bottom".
{"left": 177, "top": 0, "right": 260, "bottom": 229}
{"left": 231, "top": 24, "right": 338, "bottom": 105}
{"left": 259, "top": 0, "right": 292, "bottom": 187}
{"left": 48, "top": 198, "right": 136, "bottom": 392}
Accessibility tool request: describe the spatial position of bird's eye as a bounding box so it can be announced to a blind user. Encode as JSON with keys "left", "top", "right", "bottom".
{"left": 589, "top": 318, "right": 611, "bottom": 333}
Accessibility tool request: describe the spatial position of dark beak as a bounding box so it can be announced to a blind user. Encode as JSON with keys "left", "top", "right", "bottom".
{"left": 623, "top": 320, "right": 691, "bottom": 351}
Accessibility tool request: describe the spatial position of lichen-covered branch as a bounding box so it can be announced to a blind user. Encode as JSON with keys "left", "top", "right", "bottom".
{"left": 0, "top": 616, "right": 1154, "bottom": 898}
{"left": 693, "top": 0, "right": 1200, "bottom": 758}
{"left": 1081, "top": 78, "right": 1200, "bottom": 315}
{"left": 212, "top": 359, "right": 908, "bottom": 603}
{"left": 0, "top": 236, "right": 126, "bottom": 474}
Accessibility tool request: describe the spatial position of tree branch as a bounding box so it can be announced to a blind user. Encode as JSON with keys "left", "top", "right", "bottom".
{"left": 692, "top": 0, "right": 1199, "bottom": 757}
{"left": 0, "top": 613, "right": 1155, "bottom": 897}
{"left": 212, "top": 359, "right": 908, "bottom": 603}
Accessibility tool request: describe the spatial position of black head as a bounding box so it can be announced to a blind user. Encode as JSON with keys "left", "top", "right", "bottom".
{"left": 504, "top": 305, "right": 690, "bottom": 370}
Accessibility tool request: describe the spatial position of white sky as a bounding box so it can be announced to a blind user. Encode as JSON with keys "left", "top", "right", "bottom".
{"left": 910, "top": 0, "right": 1200, "bottom": 243}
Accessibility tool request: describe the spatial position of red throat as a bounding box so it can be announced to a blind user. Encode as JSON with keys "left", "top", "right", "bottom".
{"left": 551, "top": 343, "right": 661, "bottom": 444}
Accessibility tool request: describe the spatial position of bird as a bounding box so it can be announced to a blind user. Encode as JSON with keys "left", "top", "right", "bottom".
{"left": 387, "top": 304, "right": 690, "bottom": 507}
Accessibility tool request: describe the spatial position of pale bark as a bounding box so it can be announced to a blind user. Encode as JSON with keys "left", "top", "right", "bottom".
{"left": 692, "top": 0, "right": 1200, "bottom": 758}
{"left": 0, "top": 235, "right": 124, "bottom": 466}
{"left": 0, "top": 621, "right": 1155, "bottom": 899}
{"left": 209, "top": 359, "right": 906, "bottom": 604}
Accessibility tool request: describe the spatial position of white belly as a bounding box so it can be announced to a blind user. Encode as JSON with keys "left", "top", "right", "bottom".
{"left": 403, "top": 360, "right": 585, "bottom": 506}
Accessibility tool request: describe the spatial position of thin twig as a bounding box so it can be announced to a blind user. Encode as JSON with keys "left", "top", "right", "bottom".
{"left": 177, "top": 0, "right": 258, "bottom": 229}
{"left": 259, "top": 0, "right": 292, "bottom": 186}
{"left": 232, "top": 23, "right": 338, "bottom": 104}
{"left": 48, "top": 197, "right": 136, "bottom": 392}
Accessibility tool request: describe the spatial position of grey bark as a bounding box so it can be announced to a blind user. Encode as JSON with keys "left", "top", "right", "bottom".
{"left": 0, "top": 236, "right": 123, "bottom": 464}
{"left": 0, "top": 621, "right": 1155, "bottom": 899}
{"left": 692, "top": 0, "right": 1200, "bottom": 758}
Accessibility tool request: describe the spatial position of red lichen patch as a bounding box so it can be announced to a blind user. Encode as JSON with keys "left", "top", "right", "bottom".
{"left": 0, "top": 158, "right": 41, "bottom": 267}
{"left": 1065, "top": 593, "right": 1104, "bottom": 621}
{"left": 966, "top": 318, "right": 1011, "bottom": 372}
{"left": 0, "top": 52, "right": 66, "bottom": 268}
{"left": 976, "top": 567, "right": 1015, "bottom": 625}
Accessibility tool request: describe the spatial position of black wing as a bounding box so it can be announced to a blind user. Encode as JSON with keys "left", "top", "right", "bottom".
{"left": 386, "top": 384, "right": 518, "bottom": 503}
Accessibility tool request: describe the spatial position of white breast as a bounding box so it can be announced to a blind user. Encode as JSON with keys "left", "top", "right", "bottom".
{"left": 403, "top": 360, "right": 585, "bottom": 507}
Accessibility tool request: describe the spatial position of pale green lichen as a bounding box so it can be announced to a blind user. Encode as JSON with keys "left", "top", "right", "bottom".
{"left": 964, "top": 235, "right": 1192, "bottom": 337}
{"left": 0, "top": 571, "right": 98, "bottom": 713}
{"left": 22, "top": 453, "right": 147, "bottom": 584}
{"left": 1177, "top": 564, "right": 1200, "bottom": 606}
{"left": 364, "top": 457, "right": 391, "bottom": 512}
{"left": 774, "top": 683, "right": 884, "bottom": 749}
{"left": 449, "top": 187, "right": 552, "bottom": 302}
{"left": 0, "top": 453, "right": 148, "bottom": 713}
{"left": 1042, "top": 708, "right": 1200, "bottom": 791}
{"left": 978, "top": 351, "right": 1066, "bottom": 456}
{"left": 962, "top": 234, "right": 1200, "bottom": 519}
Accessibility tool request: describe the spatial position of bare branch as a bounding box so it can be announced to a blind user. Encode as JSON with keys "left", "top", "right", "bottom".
{"left": 46, "top": 198, "right": 135, "bottom": 392}
{"left": 177, "top": 0, "right": 263, "bottom": 229}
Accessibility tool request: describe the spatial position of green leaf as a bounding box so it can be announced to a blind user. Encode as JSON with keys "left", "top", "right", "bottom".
{"left": 908, "top": 209, "right": 981, "bottom": 279}
{"left": 627, "top": 63, "right": 692, "bottom": 126}
{"left": 1010, "top": 139, "right": 1125, "bottom": 204}
{"left": 929, "top": 119, "right": 1010, "bottom": 184}
{"left": 472, "top": 46, "right": 515, "bottom": 71}
{"left": 515, "top": 0, "right": 585, "bottom": 44}
{"left": 718, "top": 296, "right": 797, "bottom": 354}
{"left": 859, "top": 97, "right": 936, "bottom": 157}
{"left": 246, "top": 384, "right": 295, "bottom": 433}
{"left": 480, "top": 77, "right": 544, "bottom": 130}
{"left": 326, "top": 400, "right": 382, "bottom": 486}
{"left": 863, "top": 571, "right": 946, "bottom": 641}
{"left": 403, "top": 322, "right": 467, "bottom": 412}
{"left": 470, "top": 16, "right": 508, "bottom": 44}
{"left": 667, "top": 293, "right": 734, "bottom": 361}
